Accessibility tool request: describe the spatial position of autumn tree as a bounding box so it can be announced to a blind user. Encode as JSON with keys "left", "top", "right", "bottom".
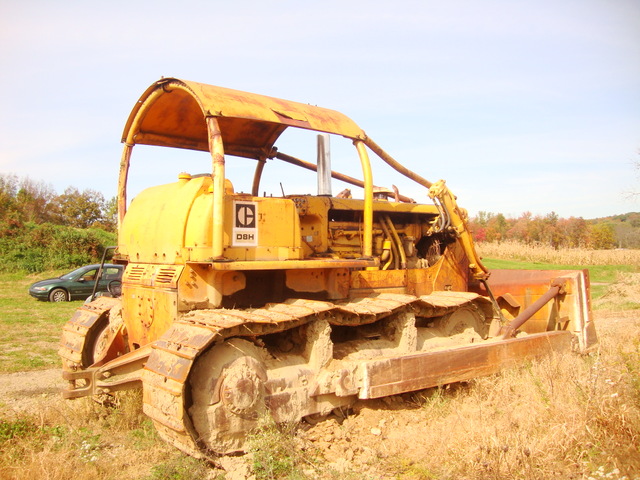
{"left": 469, "top": 211, "right": 491, "bottom": 242}
{"left": 90, "top": 196, "right": 117, "bottom": 231}
{"left": 485, "top": 213, "right": 507, "bottom": 242}
{"left": 0, "top": 174, "right": 57, "bottom": 224}
{"left": 52, "top": 187, "right": 107, "bottom": 228}
{"left": 558, "top": 217, "right": 590, "bottom": 248}
{"left": 0, "top": 175, "right": 18, "bottom": 222}
{"left": 540, "top": 212, "right": 562, "bottom": 249}
{"left": 589, "top": 223, "right": 616, "bottom": 249}
{"left": 0, "top": 174, "right": 118, "bottom": 232}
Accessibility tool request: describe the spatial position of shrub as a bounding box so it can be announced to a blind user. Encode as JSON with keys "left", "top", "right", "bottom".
{"left": 0, "top": 222, "right": 116, "bottom": 273}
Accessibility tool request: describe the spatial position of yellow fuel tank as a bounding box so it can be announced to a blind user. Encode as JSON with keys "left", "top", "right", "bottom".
{"left": 119, "top": 174, "right": 302, "bottom": 264}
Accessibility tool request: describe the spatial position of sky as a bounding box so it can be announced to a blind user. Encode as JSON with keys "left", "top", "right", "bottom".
{"left": 1, "top": 0, "right": 639, "bottom": 220}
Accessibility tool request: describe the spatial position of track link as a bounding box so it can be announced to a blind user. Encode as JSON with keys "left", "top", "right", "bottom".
{"left": 59, "top": 296, "right": 121, "bottom": 369}
{"left": 141, "top": 292, "right": 488, "bottom": 458}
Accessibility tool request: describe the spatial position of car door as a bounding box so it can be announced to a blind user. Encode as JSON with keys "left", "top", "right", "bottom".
{"left": 98, "top": 266, "right": 122, "bottom": 294}
{"left": 71, "top": 267, "right": 99, "bottom": 299}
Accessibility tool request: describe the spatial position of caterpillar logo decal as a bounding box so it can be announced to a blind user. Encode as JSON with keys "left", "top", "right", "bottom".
{"left": 232, "top": 201, "right": 258, "bottom": 246}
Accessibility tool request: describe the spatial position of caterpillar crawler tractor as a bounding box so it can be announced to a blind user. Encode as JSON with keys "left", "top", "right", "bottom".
{"left": 60, "top": 78, "right": 597, "bottom": 458}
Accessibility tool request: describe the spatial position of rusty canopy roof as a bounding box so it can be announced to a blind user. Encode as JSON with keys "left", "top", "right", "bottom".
{"left": 122, "top": 78, "right": 366, "bottom": 160}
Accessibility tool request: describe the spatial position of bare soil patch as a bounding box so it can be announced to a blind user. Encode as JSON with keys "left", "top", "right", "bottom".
{"left": 0, "top": 368, "right": 65, "bottom": 417}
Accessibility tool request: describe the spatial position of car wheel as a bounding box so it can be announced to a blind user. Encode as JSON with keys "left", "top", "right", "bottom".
{"left": 49, "top": 288, "right": 68, "bottom": 302}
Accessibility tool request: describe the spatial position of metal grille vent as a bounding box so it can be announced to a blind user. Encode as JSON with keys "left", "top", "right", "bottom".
{"left": 126, "top": 265, "right": 146, "bottom": 283}
{"left": 155, "top": 267, "right": 177, "bottom": 285}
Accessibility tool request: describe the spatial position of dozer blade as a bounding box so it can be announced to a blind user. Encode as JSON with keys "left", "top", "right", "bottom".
{"left": 483, "top": 269, "right": 597, "bottom": 352}
{"left": 359, "top": 330, "right": 572, "bottom": 399}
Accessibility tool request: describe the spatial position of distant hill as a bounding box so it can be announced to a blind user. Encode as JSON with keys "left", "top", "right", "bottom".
{"left": 589, "top": 212, "right": 640, "bottom": 249}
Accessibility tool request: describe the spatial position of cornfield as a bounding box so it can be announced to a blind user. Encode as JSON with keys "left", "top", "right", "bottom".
{"left": 477, "top": 240, "right": 640, "bottom": 267}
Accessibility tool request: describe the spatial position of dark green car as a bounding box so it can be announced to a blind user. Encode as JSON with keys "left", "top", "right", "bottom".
{"left": 28, "top": 264, "right": 123, "bottom": 302}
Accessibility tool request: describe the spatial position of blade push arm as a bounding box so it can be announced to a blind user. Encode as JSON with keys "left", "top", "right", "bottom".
{"left": 428, "top": 179, "right": 489, "bottom": 280}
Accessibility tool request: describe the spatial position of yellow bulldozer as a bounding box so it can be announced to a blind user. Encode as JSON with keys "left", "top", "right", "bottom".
{"left": 59, "top": 78, "right": 597, "bottom": 458}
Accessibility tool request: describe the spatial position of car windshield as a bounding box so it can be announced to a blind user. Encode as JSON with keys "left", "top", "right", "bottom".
{"left": 60, "top": 267, "right": 90, "bottom": 280}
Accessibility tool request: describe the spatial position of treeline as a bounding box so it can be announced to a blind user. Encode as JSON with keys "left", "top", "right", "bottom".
{"left": 0, "top": 174, "right": 117, "bottom": 273}
{"left": 0, "top": 174, "right": 116, "bottom": 231}
{"left": 468, "top": 211, "right": 640, "bottom": 249}
{"left": 1, "top": 173, "right": 637, "bottom": 272}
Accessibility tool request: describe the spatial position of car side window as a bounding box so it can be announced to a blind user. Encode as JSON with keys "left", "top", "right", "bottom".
{"left": 81, "top": 269, "right": 97, "bottom": 281}
{"left": 103, "top": 268, "right": 121, "bottom": 280}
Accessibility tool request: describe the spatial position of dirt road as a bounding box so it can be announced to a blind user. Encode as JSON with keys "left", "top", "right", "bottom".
{"left": 0, "top": 368, "right": 65, "bottom": 416}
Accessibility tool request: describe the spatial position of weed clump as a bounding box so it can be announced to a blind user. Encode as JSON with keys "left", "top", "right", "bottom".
{"left": 247, "top": 417, "right": 321, "bottom": 479}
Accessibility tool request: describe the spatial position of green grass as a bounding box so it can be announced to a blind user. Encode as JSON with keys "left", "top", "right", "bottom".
{"left": 0, "top": 271, "right": 79, "bottom": 373}
{"left": 482, "top": 258, "right": 636, "bottom": 284}
{"left": 483, "top": 258, "right": 636, "bottom": 300}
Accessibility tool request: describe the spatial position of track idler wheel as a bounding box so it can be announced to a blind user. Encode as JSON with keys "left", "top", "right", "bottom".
{"left": 188, "top": 338, "right": 268, "bottom": 455}
{"left": 438, "top": 303, "right": 488, "bottom": 339}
